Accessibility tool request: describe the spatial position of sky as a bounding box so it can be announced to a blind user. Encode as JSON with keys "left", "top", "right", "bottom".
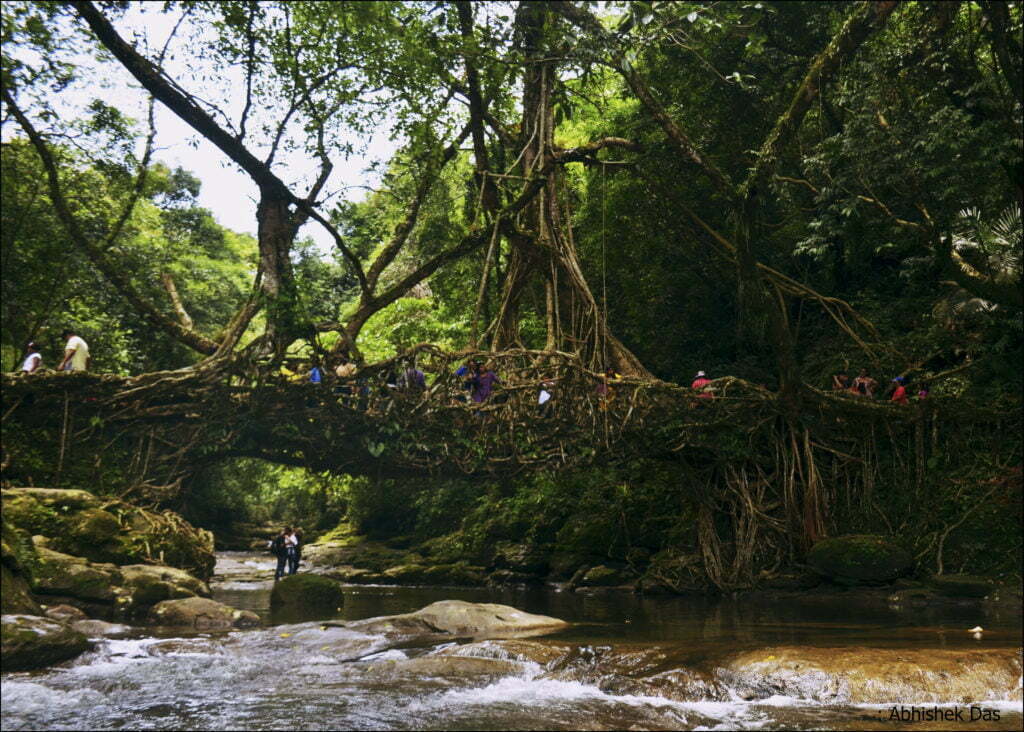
{"left": 7, "top": 3, "right": 400, "bottom": 252}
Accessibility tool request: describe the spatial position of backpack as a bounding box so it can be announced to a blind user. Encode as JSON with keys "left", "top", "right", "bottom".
{"left": 268, "top": 535, "right": 285, "bottom": 556}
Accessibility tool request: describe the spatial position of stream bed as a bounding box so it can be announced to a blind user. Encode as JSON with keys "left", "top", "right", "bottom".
{"left": 3, "top": 552, "right": 1021, "bottom": 730}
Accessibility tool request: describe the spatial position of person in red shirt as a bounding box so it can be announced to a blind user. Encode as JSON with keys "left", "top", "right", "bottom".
{"left": 891, "top": 377, "right": 909, "bottom": 405}
{"left": 691, "top": 370, "right": 713, "bottom": 399}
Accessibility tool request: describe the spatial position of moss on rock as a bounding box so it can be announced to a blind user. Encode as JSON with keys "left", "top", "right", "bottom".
{"left": 270, "top": 574, "right": 345, "bottom": 612}
{"left": 1, "top": 519, "right": 41, "bottom": 615}
{"left": 807, "top": 534, "right": 912, "bottom": 584}
{"left": 927, "top": 574, "right": 996, "bottom": 598}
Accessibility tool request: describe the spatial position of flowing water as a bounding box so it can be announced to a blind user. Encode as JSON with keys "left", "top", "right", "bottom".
{"left": 3, "top": 552, "right": 1021, "bottom": 731}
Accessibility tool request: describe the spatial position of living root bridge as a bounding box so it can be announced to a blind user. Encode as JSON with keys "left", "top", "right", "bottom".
{"left": 0, "top": 347, "right": 1002, "bottom": 483}
{"left": 3, "top": 348, "right": 1018, "bottom": 589}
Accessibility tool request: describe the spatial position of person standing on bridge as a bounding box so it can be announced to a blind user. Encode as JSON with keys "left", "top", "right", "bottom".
{"left": 471, "top": 361, "right": 501, "bottom": 404}
{"left": 691, "top": 371, "right": 713, "bottom": 400}
{"left": 890, "top": 376, "right": 909, "bottom": 405}
{"left": 20, "top": 342, "right": 42, "bottom": 373}
{"left": 58, "top": 329, "right": 90, "bottom": 371}
{"left": 400, "top": 361, "right": 426, "bottom": 394}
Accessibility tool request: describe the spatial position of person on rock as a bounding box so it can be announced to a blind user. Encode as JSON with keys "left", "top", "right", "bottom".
{"left": 20, "top": 342, "right": 42, "bottom": 373}
{"left": 288, "top": 527, "right": 303, "bottom": 575}
{"left": 270, "top": 527, "right": 291, "bottom": 581}
{"left": 58, "top": 329, "right": 90, "bottom": 372}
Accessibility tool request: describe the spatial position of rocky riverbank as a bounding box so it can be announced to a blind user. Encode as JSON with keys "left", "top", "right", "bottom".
{"left": 301, "top": 527, "right": 1022, "bottom": 613}
{"left": 1, "top": 487, "right": 255, "bottom": 671}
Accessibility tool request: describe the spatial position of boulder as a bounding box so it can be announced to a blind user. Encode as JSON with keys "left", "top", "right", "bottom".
{"left": 1, "top": 519, "right": 41, "bottom": 615}
{"left": 148, "top": 597, "right": 260, "bottom": 629}
{"left": 492, "top": 541, "right": 550, "bottom": 575}
{"left": 578, "top": 565, "right": 633, "bottom": 587}
{"left": 1, "top": 614, "right": 92, "bottom": 672}
{"left": 43, "top": 604, "right": 87, "bottom": 623}
{"left": 927, "top": 574, "right": 995, "bottom": 599}
{"left": 547, "top": 550, "right": 590, "bottom": 581}
{"left": 344, "top": 600, "right": 568, "bottom": 639}
{"left": 487, "top": 569, "right": 543, "bottom": 586}
{"left": 119, "top": 564, "right": 211, "bottom": 607}
{"left": 270, "top": 574, "right": 346, "bottom": 613}
{"left": 32, "top": 546, "right": 123, "bottom": 603}
{"left": 806, "top": 534, "right": 912, "bottom": 584}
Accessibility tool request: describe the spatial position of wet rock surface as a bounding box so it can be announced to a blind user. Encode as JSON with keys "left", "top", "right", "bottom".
{"left": 722, "top": 645, "right": 1023, "bottom": 704}
{"left": 1, "top": 614, "right": 92, "bottom": 672}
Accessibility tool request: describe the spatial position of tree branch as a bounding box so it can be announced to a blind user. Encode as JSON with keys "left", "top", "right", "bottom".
{"left": 3, "top": 85, "right": 218, "bottom": 355}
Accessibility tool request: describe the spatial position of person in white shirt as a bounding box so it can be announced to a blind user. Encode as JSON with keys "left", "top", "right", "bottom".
{"left": 21, "top": 342, "right": 42, "bottom": 373}
{"left": 58, "top": 329, "right": 90, "bottom": 371}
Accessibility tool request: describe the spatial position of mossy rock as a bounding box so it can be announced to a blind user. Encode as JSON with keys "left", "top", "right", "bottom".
{"left": 492, "top": 542, "right": 550, "bottom": 575}
{"left": 31, "top": 546, "right": 124, "bottom": 603}
{"left": 928, "top": 574, "right": 996, "bottom": 599}
{"left": 1, "top": 614, "right": 92, "bottom": 672}
{"left": 1, "top": 495, "right": 61, "bottom": 537}
{"left": 807, "top": 534, "right": 912, "bottom": 584}
{"left": 270, "top": 574, "right": 345, "bottom": 612}
{"left": 2, "top": 487, "right": 215, "bottom": 580}
{"left": 382, "top": 564, "right": 429, "bottom": 583}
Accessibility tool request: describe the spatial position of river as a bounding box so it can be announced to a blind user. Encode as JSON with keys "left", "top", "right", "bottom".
{"left": 2, "top": 551, "right": 1021, "bottom": 730}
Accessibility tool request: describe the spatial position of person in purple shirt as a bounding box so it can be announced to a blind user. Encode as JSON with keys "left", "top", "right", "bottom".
{"left": 471, "top": 362, "right": 501, "bottom": 403}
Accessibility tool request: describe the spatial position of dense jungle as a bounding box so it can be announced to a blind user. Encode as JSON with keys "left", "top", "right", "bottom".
{"left": 1, "top": 2, "right": 1022, "bottom": 730}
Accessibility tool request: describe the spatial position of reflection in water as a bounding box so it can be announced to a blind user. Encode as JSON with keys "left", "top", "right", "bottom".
{"left": 1, "top": 552, "right": 1020, "bottom": 731}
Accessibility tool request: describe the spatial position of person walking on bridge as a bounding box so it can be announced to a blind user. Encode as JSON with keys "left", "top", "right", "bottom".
{"left": 691, "top": 371, "right": 713, "bottom": 400}
{"left": 58, "top": 329, "right": 89, "bottom": 371}
{"left": 20, "top": 342, "right": 42, "bottom": 373}
{"left": 471, "top": 361, "right": 501, "bottom": 404}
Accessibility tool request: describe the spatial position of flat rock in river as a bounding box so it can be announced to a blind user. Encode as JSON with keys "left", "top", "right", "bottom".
{"left": 722, "top": 646, "right": 1023, "bottom": 704}
{"left": 338, "top": 600, "right": 568, "bottom": 639}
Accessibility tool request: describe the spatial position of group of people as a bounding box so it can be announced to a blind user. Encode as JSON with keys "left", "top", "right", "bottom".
{"left": 832, "top": 368, "right": 927, "bottom": 404}
{"left": 268, "top": 526, "right": 303, "bottom": 581}
{"left": 18, "top": 330, "right": 90, "bottom": 374}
